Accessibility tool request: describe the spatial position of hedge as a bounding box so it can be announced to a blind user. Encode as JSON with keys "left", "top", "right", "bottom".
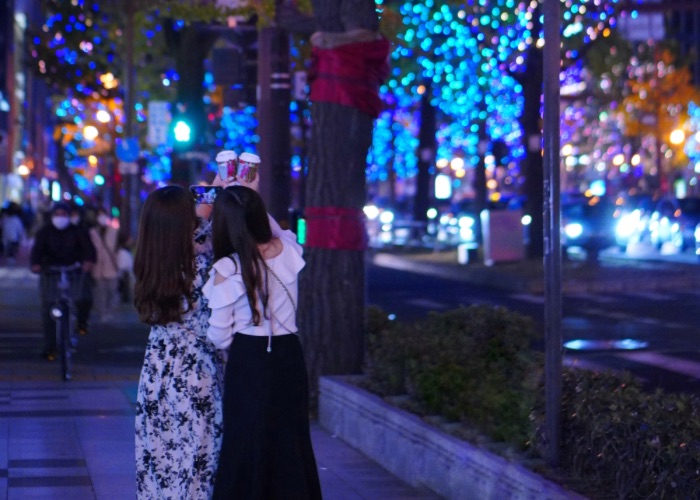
{"left": 364, "top": 305, "right": 700, "bottom": 498}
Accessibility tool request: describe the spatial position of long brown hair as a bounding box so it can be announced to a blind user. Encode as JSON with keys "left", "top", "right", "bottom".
{"left": 133, "top": 185, "right": 198, "bottom": 325}
{"left": 211, "top": 186, "right": 272, "bottom": 325}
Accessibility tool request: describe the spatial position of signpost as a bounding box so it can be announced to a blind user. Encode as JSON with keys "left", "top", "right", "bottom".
{"left": 147, "top": 101, "right": 169, "bottom": 147}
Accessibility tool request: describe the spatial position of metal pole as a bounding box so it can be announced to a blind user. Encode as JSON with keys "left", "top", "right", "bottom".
{"left": 542, "top": 0, "right": 562, "bottom": 466}
{"left": 122, "top": 0, "right": 139, "bottom": 240}
{"left": 257, "top": 24, "right": 291, "bottom": 223}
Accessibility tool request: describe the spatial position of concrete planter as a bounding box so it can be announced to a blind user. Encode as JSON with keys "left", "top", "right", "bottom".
{"left": 319, "top": 376, "right": 583, "bottom": 500}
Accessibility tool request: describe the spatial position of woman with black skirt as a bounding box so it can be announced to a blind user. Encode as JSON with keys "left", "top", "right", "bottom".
{"left": 203, "top": 185, "right": 322, "bottom": 500}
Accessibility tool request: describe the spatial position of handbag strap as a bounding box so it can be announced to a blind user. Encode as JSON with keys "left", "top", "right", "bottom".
{"left": 262, "top": 262, "right": 296, "bottom": 353}
{"left": 264, "top": 262, "right": 296, "bottom": 311}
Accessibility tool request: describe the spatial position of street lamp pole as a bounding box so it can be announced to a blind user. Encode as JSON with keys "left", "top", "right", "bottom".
{"left": 257, "top": 1, "right": 291, "bottom": 224}
{"left": 542, "top": 0, "right": 562, "bottom": 467}
{"left": 121, "top": 0, "right": 139, "bottom": 240}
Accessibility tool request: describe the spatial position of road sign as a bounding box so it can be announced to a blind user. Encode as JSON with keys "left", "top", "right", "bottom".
{"left": 147, "top": 101, "right": 170, "bottom": 147}
{"left": 118, "top": 161, "right": 139, "bottom": 175}
{"left": 116, "top": 137, "right": 139, "bottom": 162}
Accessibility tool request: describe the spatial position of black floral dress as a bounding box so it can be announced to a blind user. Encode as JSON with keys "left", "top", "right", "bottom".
{"left": 135, "top": 220, "right": 226, "bottom": 499}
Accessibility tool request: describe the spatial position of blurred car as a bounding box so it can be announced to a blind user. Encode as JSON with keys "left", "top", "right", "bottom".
{"left": 435, "top": 199, "right": 480, "bottom": 248}
{"left": 561, "top": 195, "right": 617, "bottom": 260}
{"left": 613, "top": 193, "right": 657, "bottom": 252}
{"left": 364, "top": 203, "right": 428, "bottom": 248}
{"left": 434, "top": 197, "right": 520, "bottom": 249}
{"left": 648, "top": 197, "right": 700, "bottom": 252}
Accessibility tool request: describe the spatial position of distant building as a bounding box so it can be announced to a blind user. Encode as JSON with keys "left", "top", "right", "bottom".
{"left": 0, "top": 0, "right": 55, "bottom": 206}
{"left": 669, "top": 7, "right": 700, "bottom": 84}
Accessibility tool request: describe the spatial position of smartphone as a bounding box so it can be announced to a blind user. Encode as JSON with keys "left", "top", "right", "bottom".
{"left": 190, "top": 185, "right": 222, "bottom": 204}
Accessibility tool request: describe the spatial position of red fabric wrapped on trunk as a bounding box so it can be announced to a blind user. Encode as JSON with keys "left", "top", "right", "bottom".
{"left": 309, "top": 38, "right": 390, "bottom": 118}
{"left": 304, "top": 206, "right": 367, "bottom": 251}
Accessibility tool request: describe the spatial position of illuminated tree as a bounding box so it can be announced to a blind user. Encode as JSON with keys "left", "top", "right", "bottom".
{"left": 684, "top": 102, "right": 700, "bottom": 195}
{"left": 621, "top": 46, "right": 700, "bottom": 192}
{"left": 375, "top": 0, "right": 622, "bottom": 256}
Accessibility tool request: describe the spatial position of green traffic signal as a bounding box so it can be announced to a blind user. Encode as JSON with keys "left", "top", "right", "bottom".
{"left": 173, "top": 119, "right": 192, "bottom": 143}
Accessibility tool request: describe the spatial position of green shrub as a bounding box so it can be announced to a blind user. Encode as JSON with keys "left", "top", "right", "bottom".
{"left": 364, "top": 306, "right": 406, "bottom": 395}
{"left": 534, "top": 368, "right": 700, "bottom": 498}
{"left": 366, "top": 306, "right": 700, "bottom": 498}
{"left": 365, "top": 304, "right": 542, "bottom": 446}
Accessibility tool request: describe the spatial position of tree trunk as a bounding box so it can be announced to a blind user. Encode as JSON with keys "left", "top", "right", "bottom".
{"left": 413, "top": 82, "right": 435, "bottom": 225}
{"left": 520, "top": 43, "right": 545, "bottom": 259}
{"left": 299, "top": 0, "right": 379, "bottom": 405}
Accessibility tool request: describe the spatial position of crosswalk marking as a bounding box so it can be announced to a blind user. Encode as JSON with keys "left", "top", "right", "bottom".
{"left": 566, "top": 292, "right": 617, "bottom": 304}
{"left": 509, "top": 293, "right": 544, "bottom": 304}
{"left": 405, "top": 298, "right": 449, "bottom": 309}
{"left": 624, "top": 291, "right": 675, "bottom": 301}
{"left": 617, "top": 352, "right": 700, "bottom": 379}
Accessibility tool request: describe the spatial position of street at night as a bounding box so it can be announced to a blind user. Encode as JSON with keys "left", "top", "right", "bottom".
{"left": 3, "top": 0, "right": 700, "bottom": 498}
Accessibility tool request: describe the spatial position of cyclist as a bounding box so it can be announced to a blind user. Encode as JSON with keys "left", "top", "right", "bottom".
{"left": 30, "top": 202, "right": 96, "bottom": 361}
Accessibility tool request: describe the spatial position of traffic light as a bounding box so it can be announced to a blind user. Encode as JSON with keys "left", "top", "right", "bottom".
{"left": 173, "top": 118, "right": 192, "bottom": 144}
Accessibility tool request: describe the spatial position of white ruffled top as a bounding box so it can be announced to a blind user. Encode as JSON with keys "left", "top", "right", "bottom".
{"left": 203, "top": 226, "right": 304, "bottom": 350}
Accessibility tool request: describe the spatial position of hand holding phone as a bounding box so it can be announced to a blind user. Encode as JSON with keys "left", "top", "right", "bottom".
{"left": 190, "top": 185, "right": 222, "bottom": 204}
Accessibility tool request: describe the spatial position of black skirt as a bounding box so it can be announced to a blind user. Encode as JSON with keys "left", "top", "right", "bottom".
{"left": 213, "top": 333, "right": 322, "bottom": 500}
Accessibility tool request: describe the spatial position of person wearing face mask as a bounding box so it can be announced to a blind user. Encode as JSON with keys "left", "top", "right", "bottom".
{"left": 89, "top": 207, "right": 120, "bottom": 323}
{"left": 30, "top": 203, "right": 96, "bottom": 360}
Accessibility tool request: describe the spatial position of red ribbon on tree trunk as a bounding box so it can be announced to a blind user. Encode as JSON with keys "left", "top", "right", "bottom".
{"left": 305, "top": 206, "right": 367, "bottom": 251}
{"left": 309, "top": 38, "right": 390, "bottom": 118}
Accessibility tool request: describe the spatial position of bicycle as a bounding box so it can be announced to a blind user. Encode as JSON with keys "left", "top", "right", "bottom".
{"left": 45, "top": 263, "right": 83, "bottom": 381}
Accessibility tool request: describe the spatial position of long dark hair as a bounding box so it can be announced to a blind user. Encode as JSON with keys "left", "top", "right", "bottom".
{"left": 133, "top": 185, "right": 198, "bottom": 325}
{"left": 211, "top": 186, "right": 273, "bottom": 325}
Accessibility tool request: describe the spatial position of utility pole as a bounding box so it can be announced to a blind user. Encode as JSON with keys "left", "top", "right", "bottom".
{"left": 543, "top": 0, "right": 562, "bottom": 467}
{"left": 257, "top": 2, "right": 291, "bottom": 224}
{"left": 121, "top": 0, "right": 139, "bottom": 240}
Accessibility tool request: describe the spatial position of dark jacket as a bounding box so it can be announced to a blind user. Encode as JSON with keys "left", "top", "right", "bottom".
{"left": 30, "top": 223, "right": 97, "bottom": 269}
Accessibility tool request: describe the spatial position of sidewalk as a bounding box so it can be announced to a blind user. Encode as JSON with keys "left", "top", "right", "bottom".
{"left": 0, "top": 265, "right": 439, "bottom": 500}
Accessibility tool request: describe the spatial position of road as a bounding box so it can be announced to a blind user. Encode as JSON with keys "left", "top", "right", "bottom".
{"left": 367, "top": 258, "right": 700, "bottom": 396}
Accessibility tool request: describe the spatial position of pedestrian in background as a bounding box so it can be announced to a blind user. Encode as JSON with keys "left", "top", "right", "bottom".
{"left": 70, "top": 205, "right": 96, "bottom": 335}
{"left": 89, "top": 207, "right": 119, "bottom": 323}
{"left": 205, "top": 185, "right": 322, "bottom": 500}
{"left": 116, "top": 233, "right": 134, "bottom": 304}
{"left": 30, "top": 202, "right": 95, "bottom": 360}
{"left": 2, "top": 202, "right": 26, "bottom": 264}
{"left": 133, "top": 175, "right": 232, "bottom": 499}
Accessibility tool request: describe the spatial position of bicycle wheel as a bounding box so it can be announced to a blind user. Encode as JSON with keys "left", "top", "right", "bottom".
{"left": 59, "top": 307, "right": 72, "bottom": 381}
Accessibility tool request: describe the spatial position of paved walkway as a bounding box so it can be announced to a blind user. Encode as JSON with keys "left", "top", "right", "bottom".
{"left": 0, "top": 263, "right": 439, "bottom": 500}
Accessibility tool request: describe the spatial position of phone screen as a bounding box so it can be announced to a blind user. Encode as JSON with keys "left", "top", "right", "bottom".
{"left": 190, "top": 185, "right": 222, "bottom": 204}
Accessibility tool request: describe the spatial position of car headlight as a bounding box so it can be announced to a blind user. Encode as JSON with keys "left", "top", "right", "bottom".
{"left": 363, "top": 204, "right": 380, "bottom": 220}
{"left": 616, "top": 214, "right": 637, "bottom": 238}
{"left": 379, "top": 210, "right": 395, "bottom": 224}
{"left": 460, "top": 227, "right": 475, "bottom": 242}
{"left": 458, "top": 215, "right": 475, "bottom": 228}
{"left": 564, "top": 223, "right": 584, "bottom": 239}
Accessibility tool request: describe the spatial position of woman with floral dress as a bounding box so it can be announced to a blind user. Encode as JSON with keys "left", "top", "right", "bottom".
{"left": 133, "top": 182, "right": 229, "bottom": 499}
